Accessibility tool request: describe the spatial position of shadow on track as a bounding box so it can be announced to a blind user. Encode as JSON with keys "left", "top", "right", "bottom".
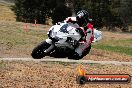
{"left": 48, "top": 51, "right": 69, "bottom": 58}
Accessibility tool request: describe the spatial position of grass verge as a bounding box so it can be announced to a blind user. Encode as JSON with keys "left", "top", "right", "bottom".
{"left": 93, "top": 38, "right": 132, "bottom": 56}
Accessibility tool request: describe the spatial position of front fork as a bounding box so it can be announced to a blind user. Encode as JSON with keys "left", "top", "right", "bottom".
{"left": 45, "top": 38, "right": 55, "bottom": 53}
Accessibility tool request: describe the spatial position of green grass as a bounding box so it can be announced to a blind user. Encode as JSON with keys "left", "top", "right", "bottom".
{"left": 93, "top": 39, "right": 132, "bottom": 56}
{"left": 93, "top": 44, "right": 132, "bottom": 56}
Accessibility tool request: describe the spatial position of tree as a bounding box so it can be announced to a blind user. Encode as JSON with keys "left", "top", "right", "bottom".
{"left": 13, "top": 0, "right": 72, "bottom": 24}
{"left": 13, "top": 0, "right": 50, "bottom": 23}
{"left": 51, "top": 4, "right": 72, "bottom": 24}
{"left": 13, "top": 0, "right": 131, "bottom": 31}
{"left": 71, "top": 0, "right": 131, "bottom": 31}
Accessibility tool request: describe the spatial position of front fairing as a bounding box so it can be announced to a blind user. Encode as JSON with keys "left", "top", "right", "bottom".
{"left": 48, "top": 22, "right": 81, "bottom": 42}
{"left": 48, "top": 22, "right": 81, "bottom": 49}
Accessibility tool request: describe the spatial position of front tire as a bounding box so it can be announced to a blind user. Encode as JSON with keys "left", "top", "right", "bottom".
{"left": 31, "top": 41, "right": 51, "bottom": 59}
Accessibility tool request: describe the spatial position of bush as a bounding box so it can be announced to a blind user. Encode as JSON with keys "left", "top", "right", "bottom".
{"left": 13, "top": 0, "right": 72, "bottom": 24}
{"left": 71, "top": 0, "right": 132, "bottom": 31}
{"left": 51, "top": 4, "right": 72, "bottom": 24}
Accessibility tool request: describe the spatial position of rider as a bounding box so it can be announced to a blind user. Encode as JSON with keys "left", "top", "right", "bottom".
{"left": 66, "top": 10, "right": 94, "bottom": 44}
{"left": 66, "top": 10, "right": 94, "bottom": 59}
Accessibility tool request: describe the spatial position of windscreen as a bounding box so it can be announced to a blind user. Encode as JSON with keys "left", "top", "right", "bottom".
{"left": 60, "top": 24, "right": 69, "bottom": 33}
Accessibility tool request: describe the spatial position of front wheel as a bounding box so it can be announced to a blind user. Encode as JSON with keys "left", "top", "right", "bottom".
{"left": 31, "top": 41, "right": 51, "bottom": 59}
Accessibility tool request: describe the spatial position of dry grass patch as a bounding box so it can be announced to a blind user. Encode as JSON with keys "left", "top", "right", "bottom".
{"left": 0, "top": 2, "right": 15, "bottom": 21}
{"left": 0, "top": 60, "right": 132, "bottom": 88}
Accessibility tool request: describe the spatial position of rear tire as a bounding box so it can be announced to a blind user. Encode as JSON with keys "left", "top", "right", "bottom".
{"left": 31, "top": 41, "right": 51, "bottom": 59}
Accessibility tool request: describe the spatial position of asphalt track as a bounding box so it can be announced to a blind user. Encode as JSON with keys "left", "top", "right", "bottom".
{"left": 1, "top": 57, "right": 132, "bottom": 65}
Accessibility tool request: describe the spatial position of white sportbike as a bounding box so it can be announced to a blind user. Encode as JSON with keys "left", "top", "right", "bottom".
{"left": 31, "top": 20, "right": 102, "bottom": 60}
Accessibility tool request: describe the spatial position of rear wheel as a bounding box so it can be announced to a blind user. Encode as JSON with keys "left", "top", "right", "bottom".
{"left": 31, "top": 41, "right": 51, "bottom": 59}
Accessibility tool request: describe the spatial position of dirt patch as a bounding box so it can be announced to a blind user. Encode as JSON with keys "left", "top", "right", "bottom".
{"left": 0, "top": 61, "right": 132, "bottom": 88}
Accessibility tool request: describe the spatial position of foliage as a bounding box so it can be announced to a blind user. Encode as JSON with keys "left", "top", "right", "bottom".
{"left": 51, "top": 4, "right": 72, "bottom": 24}
{"left": 70, "top": 0, "right": 132, "bottom": 31}
{"left": 13, "top": 0, "right": 72, "bottom": 24}
{"left": 13, "top": 0, "right": 131, "bottom": 31}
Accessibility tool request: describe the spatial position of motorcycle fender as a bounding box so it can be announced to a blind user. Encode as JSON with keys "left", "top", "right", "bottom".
{"left": 46, "top": 39, "right": 53, "bottom": 44}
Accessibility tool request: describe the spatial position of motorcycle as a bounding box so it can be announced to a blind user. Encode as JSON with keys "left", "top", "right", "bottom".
{"left": 31, "top": 20, "right": 98, "bottom": 60}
